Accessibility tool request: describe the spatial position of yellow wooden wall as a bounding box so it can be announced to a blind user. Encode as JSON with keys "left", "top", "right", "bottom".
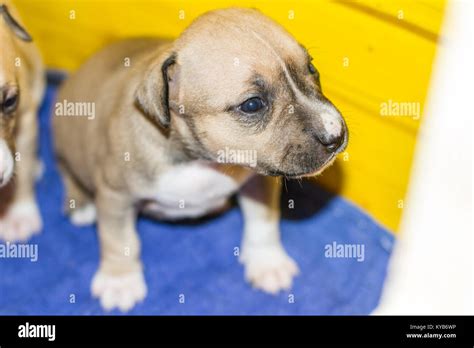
{"left": 13, "top": 0, "right": 446, "bottom": 232}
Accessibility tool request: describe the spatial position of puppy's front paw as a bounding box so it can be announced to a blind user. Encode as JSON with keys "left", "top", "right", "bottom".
{"left": 0, "top": 200, "right": 42, "bottom": 242}
{"left": 70, "top": 203, "right": 97, "bottom": 226}
{"left": 240, "top": 245, "right": 299, "bottom": 294}
{"left": 91, "top": 270, "right": 147, "bottom": 312}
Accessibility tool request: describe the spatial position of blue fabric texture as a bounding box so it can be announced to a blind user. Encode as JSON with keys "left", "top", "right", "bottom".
{"left": 0, "top": 85, "right": 394, "bottom": 315}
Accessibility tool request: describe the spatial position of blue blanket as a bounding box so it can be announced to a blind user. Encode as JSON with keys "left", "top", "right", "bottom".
{"left": 0, "top": 85, "right": 394, "bottom": 315}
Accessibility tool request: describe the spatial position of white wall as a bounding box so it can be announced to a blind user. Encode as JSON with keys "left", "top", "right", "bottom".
{"left": 374, "top": 0, "right": 474, "bottom": 315}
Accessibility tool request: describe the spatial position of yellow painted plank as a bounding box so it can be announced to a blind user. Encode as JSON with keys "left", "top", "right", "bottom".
{"left": 13, "top": 0, "right": 446, "bottom": 231}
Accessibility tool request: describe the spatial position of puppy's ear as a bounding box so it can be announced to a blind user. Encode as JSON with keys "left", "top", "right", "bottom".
{"left": 0, "top": 5, "right": 33, "bottom": 42}
{"left": 135, "top": 52, "right": 177, "bottom": 129}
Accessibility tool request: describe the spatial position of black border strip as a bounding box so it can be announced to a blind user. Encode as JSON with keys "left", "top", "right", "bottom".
{"left": 0, "top": 315, "right": 472, "bottom": 346}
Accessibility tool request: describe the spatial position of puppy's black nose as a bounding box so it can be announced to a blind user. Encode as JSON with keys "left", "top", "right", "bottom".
{"left": 320, "top": 133, "right": 345, "bottom": 153}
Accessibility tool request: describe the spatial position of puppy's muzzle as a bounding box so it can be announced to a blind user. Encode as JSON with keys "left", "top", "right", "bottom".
{"left": 314, "top": 113, "right": 348, "bottom": 154}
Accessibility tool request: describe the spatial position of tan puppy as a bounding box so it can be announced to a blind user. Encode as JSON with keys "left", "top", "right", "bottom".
{"left": 53, "top": 8, "right": 348, "bottom": 311}
{"left": 0, "top": 2, "right": 45, "bottom": 241}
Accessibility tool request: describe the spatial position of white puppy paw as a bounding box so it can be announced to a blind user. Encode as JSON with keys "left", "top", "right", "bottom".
{"left": 91, "top": 270, "right": 147, "bottom": 312}
{"left": 240, "top": 245, "right": 300, "bottom": 294}
{"left": 0, "top": 200, "right": 42, "bottom": 242}
{"left": 70, "top": 203, "right": 97, "bottom": 226}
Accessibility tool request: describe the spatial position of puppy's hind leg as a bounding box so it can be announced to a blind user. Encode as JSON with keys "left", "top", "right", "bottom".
{"left": 57, "top": 161, "right": 96, "bottom": 226}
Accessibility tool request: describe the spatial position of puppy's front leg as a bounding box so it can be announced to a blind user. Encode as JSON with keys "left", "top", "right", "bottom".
{"left": 0, "top": 108, "right": 42, "bottom": 242}
{"left": 238, "top": 175, "right": 299, "bottom": 294}
{"left": 92, "top": 185, "right": 146, "bottom": 312}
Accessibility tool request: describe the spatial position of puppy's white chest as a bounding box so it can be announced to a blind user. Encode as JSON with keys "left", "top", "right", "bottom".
{"left": 143, "top": 163, "right": 242, "bottom": 219}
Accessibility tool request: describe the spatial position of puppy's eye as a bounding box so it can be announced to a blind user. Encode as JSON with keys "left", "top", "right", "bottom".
{"left": 2, "top": 93, "right": 19, "bottom": 114}
{"left": 239, "top": 97, "right": 265, "bottom": 114}
{"left": 308, "top": 62, "right": 317, "bottom": 75}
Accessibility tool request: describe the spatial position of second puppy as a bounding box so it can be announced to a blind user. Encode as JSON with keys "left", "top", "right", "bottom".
{"left": 0, "top": 2, "right": 44, "bottom": 242}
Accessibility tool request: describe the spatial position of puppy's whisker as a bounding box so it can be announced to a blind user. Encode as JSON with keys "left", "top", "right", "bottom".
{"left": 297, "top": 177, "right": 303, "bottom": 189}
